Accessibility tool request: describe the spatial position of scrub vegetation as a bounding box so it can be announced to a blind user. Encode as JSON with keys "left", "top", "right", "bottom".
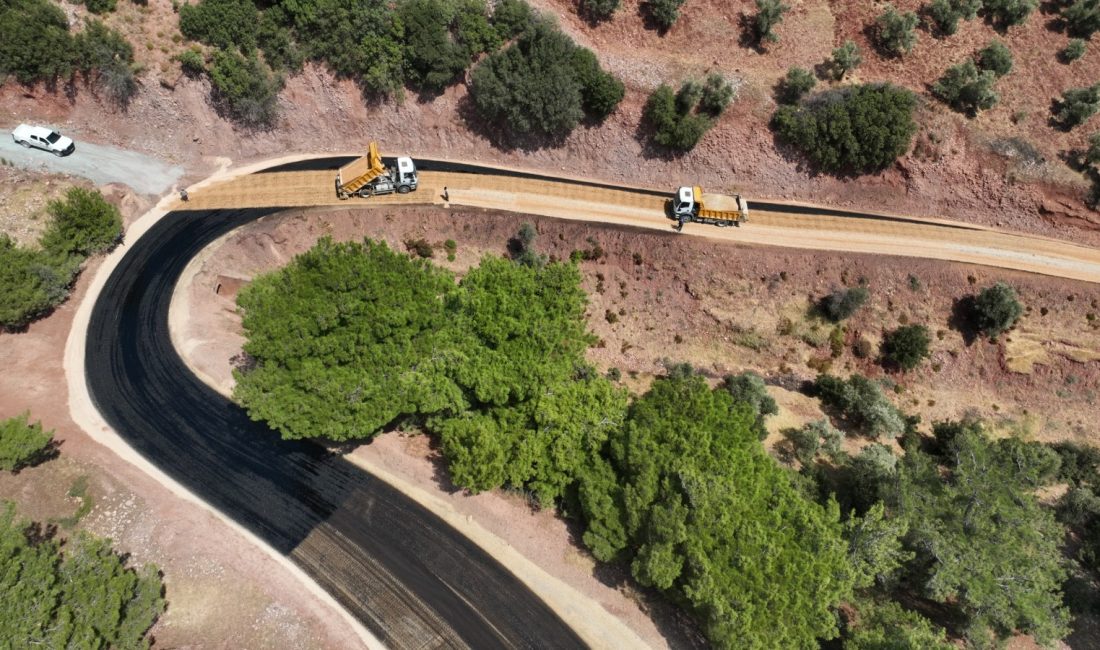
{"left": 234, "top": 236, "right": 1081, "bottom": 649}
{"left": 0, "top": 188, "right": 123, "bottom": 330}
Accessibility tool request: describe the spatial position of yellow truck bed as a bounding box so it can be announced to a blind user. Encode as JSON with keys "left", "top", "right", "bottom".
{"left": 336, "top": 143, "right": 387, "bottom": 195}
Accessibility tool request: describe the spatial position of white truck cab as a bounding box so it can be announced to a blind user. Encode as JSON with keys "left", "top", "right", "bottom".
{"left": 672, "top": 186, "right": 697, "bottom": 218}
{"left": 11, "top": 124, "right": 75, "bottom": 156}
{"left": 394, "top": 156, "right": 418, "bottom": 191}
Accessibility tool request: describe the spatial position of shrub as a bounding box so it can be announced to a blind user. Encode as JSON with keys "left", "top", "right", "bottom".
{"left": 881, "top": 324, "right": 931, "bottom": 370}
{"left": 571, "top": 47, "right": 625, "bottom": 120}
{"left": 0, "top": 413, "right": 54, "bottom": 471}
{"left": 1063, "top": 38, "right": 1087, "bottom": 63}
{"left": 819, "top": 286, "right": 870, "bottom": 321}
{"left": 76, "top": 20, "right": 138, "bottom": 106}
{"left": 972, "top": 281, "right": 1023, "bottom": 337}
{"left": 1054, "top": 83, "right": 1100, "bottom": 129}
{"left": 580, "top": 0, "right": 619, "bottom": 21}
{"left": 0, "top": 237, "right": 77, "bottom": 330}
{"left": 814, "top": 373, "right": 906, "bottom": 438}
{"left": 290, "top": 0, "right": 405, "bottom": 97}
{"left": 404, "top": 238, "right": 434, "bottom": 258}
{"left": 176, "top": 48, "right": 205, "bottom": 76}
{"left": 40, "top": 187, "right": 123, "bottom": 258}
{"left": 755, "top": 0, "right": 790, "bottom": 44}
{"left": 83, "top": 0, "right": 117, "bottom": 15}
{"left": 927, "top": 0, "right": 980, "bottom": 35}
{"left": 932, "top": 59, "right": 998, "bottom": 115}
{"left": 874, "top": 6, "right": 918, "bottom": 57}
{"left": 698, "top": 72, "right": 735, "bottom": 115}
{"left": 0, "top": 502, "right": 165, "bottom": 646}
{"left": 208, "top": 49, "right": 283, "bottom": 128}
{"left": 178, "top": 0, "right": 259, "bottom": 52}
{"left": 644, "top": 0, "right": 685, "bottom": 29}
{"left": 643, "top": 82, "right": 718, "bottom": 151}
{"left": 400, "top": 0, "right": 474, "bottom": 91}
{"left": 257, "top": 8, "right": 304, "bottom": 72}
{"left": 720, "top": 371, "right": 779, "bottom": 439}
{"left": 778, "top": 66, "right": 816, "bottom": 104}
{"left": 1062, "top": 0, "right": 1100, "bottom": 38}
{"left": 1087, "top": 131, "right": 1100, "bottom": 165}
{"left": 492, "top": 0, "right": 534, "bottom": 40}
{"left": 772, "top": 84, "right": 917, "bottom": 173}
{"left": 0, "top": 0, "right": 78, "bottom": 84}
{"left": 470, "top": 20, "right": 621, "bottom": 138}
{"left": 983, "top": 0, "right": 1037, "bottom": 28}
{"left": 830, "top": 40, "right": 861, "bottom": 80}
{"left": 977, "top": 41, "right": 1013, "bottom": 77}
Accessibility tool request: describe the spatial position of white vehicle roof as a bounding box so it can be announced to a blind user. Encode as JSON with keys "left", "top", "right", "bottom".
{"left": 397, "top": 157, "right": 415, "bottom": 173}
{"left": 677, "top": 187, "right": 694, "bottom": 203}
{"left": 12, "top": 124, "right": 59, "bottom": 139}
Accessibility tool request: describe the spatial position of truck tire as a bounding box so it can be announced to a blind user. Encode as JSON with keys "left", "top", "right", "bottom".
{"left": 54, "top": 149, "right": 64, "bottom": 157}
{"left": 358, "top": 188, "right": 373, "bottom": 198}
{"left": 398, "top": 185, "right": 411, "bottom": 194}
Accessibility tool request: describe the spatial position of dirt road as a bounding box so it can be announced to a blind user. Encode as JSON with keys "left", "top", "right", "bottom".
{"left": 0, "top": 132, "right": 184, "bottom": 195}
{"left": 177, "top": 165, "right": 1100, "bottom": 284}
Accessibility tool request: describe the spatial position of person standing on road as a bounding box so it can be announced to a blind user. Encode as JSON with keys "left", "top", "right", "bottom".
{"left": 180, "top": 188, "right": 189, "bottom": 202}
{"left": 442, "top": 186, "right": 449, "bottom": 202}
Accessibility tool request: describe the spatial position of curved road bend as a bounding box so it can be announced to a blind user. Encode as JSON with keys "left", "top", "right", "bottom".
{"left": 85, "top": 207, "right": 586, "bottom": 650}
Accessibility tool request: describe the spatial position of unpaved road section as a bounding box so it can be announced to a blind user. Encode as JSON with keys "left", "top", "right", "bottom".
{"left": 177, "top": 162, "right": 1100, "bottom": 285}
{"left": 0, "top": 131, "right": 183, "bottom": 195}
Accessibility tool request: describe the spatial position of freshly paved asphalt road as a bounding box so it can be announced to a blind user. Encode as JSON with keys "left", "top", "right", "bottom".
{"left": 0, "top": 132, "right": 183, "bottom": 195}
{"left": 85, "top": 205, "right": 587, "bottom": 649}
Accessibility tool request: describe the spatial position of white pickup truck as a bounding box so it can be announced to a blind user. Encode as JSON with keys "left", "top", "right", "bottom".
{"left": 11, "top": 124, "right": 75, "bottom": 156}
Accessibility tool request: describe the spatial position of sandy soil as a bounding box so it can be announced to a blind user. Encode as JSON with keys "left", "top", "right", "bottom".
{"left": 172, "top": 204, "right": 1100, "bottom": 647}
{"left": 0, "top": 182, "right": 371, "bottom": 648}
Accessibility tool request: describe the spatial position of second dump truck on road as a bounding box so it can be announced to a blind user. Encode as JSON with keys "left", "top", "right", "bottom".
{"left": 335, "top": 142, "right": 419, "bottom": 199}
{"left": 670, "top": 186, "right": 748, "bottom": 231}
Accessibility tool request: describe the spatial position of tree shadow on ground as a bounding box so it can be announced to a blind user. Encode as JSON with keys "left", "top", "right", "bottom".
{"left": 948, "top": 295, "right": 980, "bottom": 346}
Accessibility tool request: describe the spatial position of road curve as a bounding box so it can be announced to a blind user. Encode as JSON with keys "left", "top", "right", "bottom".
{"left": 84, "top": 205, "right": 587, "bottom": 650}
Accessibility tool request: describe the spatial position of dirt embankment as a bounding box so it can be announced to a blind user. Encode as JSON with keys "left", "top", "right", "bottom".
{"left": 175, "top": 206, "right": 1100, "bottom": 648}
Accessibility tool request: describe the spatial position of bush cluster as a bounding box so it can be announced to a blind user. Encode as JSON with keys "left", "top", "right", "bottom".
{"left": 971, "top": 281, "right": 1023, "bottom": 338}
{"left": 0, "top": 413, "right": 53, "bottom": 471}
{"left": 208, "top": 50, "right": 283, "bottom": 128}
{"left": 772, "top": 84, "right": 917, "bottom": 174}
{"left": 0, "top": 501, "right": 165, "bottom": 647}
{"left": 0, "top": 0, "right": 136, "bottom": 103}
{"left": 0, "top": 188, "right": 122, "bottom": 330}
{"left": 643, "top": 0, "right": 686, "bottom": 30}
{"left": 470, "top": 19, "right": 623, "bottom": 138}
{"left": 1063, "top": 0, "right": 1100, "bottom": 38}
{"left": 1054, "top": 83, "right": 1100, "bottom": 129}
{"left": 874, "top": 6, "right": 918, "bottom": 57}
{"left": 814, "top": 373, "right": 905, "bottom": 438}
{"left": 927, "top": 0, "right": 980, "bottom": 36}
{"left": 818, "top": 286, "right": 870, "bottom": 321}
{"left": 829, "top": 40, "right": 862, "bottom": 80}
{"left": 777, "top": 67, "right": 815, "bottom": 104}
{"left": 933, "top": 59, "right": 999, "bottom": 115}
{"left": 643, "top": 73, "right": 736, "bottom": 151}
{"left": 983, "top": 0, "right": 1037, "bottom": 28}
{"left": 881, "top": 324, "right": 931, "bottom": 370}
{"left": 754, "top": 0, "right": 790, "bottom": 44}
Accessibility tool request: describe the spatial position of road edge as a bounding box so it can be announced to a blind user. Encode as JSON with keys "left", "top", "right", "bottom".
{"left": 63, "top": 155, "right": 386, "bottom": 650}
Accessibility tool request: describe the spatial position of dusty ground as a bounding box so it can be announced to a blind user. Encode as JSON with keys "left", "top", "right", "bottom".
{"left": 2, "top": 0, "right": 1098, "bottom": 249}
{"left": 0, "top": 163, "right": 92, "bottom": 246}
{"left": 0, "top": 187, "right": 366, "bottom": 648}
{"left": 176, "top": 205, "right": 1100, "bottom": 647}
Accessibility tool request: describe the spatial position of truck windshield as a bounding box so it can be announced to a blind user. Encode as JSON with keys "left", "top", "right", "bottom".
{"left": 46, "top": 132, "right": 61, "bottom": 144}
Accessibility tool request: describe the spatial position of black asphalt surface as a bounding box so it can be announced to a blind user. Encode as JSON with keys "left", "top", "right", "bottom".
{"left": 85, "top": 205, "right": 588, "bottom": 649}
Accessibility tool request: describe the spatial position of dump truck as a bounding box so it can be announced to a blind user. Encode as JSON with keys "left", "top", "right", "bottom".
{"left": 669, "top": 186, "right": 748, "bottom": 231}
{"left": 335, "top": 142, "right": 418, "bottom": 199}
